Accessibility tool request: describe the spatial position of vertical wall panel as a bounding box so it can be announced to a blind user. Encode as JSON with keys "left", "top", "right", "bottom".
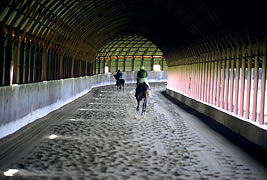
{"left": 224, "top": 49, "right": 230, "bottom": 111}
{"left": 12, "top": 41, "right": 19, "bottom": 84}
{"left": 94, "top": 60, "right": 97, "bottom": 74}
{"left": 64, "top": 57, "right": 67, "bottom": 78}
{"left": 245, "top": 45, "right": 252, "bottom": 119}
{"left": 252, "top": 47, "right": 259, "bottom": 121}
{"left": 98, "top": 60, "right": 100, "bottom": 74}
{"left": 132, "top": 57, "right": 134, "bottom": 71}
{"left": 29, "top": 46, "right": 34, "bottom": 83}
{"left": 195, "top": 62, "right": 198, "bottom": 98}
{"left": 210, "top": 53, "right": 214, "bottom": 105}
{"left": 134, "top": 58, "right": 142, "bottom": 71}
{"left": 220, "top": 52, "right": 225, "bottom": 109}
{"left": 4, "top": 36, "right": 12, "bottom": 86}
{"left": 196, "top": 61, "right": 199, "bottom": 99}
{"left": 118, "top": 58, "right": 124, "bottom": 71}
{"left": 186, "top": 64, "right": 189, "bottom": 94}
{"left": 229, "top": 48, "right": 235, "bottom": 112}
{"left": 79, "top": 61, "right": 82, "bottom": 77}
{"left": 194, "top": 62, "right": 198, "bottom": 98}
{"left": 111, "top": 58, "right": 117, "bottom": 72}
{"left": 259, "top": 42, "right": 266, "bottom": 124}
{"left": 24, "top": 44, "right": 30, "bottom": 83}
{"left": 43, "top": 51, "right": 48, "bottom": 81}
{"left": 48, "top": 51, "right": 52, "bottom": 80}
{"left": 207, "top": 54, "right": 211, "bottom": 103}
{"left": 201, "top": 55, "right": 205, "bottom": 101}
{"left": 239, "top": 46, "right": 246, "bottom": 117}
{"left": 189, "top": 64, "right": 191, "bottom": 96}
{"left": 216, "top": 57, "right": 221, "bottom": 107}
{"left": 213, "top": 53, "right": 218, "bottom": 105}
{"left": 35, "top": 47, "right": 41, "bottom": 82}
{"left": 19, "top": 42, "right": 25, "bottom": 84}
{"left": 60, "top": 55, "right": 63, "bottom": 79}
{"left": 125, "top": 58, "right": 132, "bottom": 71}
{"left": 116, "top": 58, "right": 119, "bottom": 71}
{"left": 204, "top": 54, "right": 208, "bottom": 102}
{"left": 103, "top": 59, "right": 106, "bottom": 73}
{"left": 69, "top": 57, "right": 72, "bottom": 78}
{"left": 100, "top": 60, "right": 104, "bottom": 74}
{"left": 199, "top": 58, "right": 202, "bottom": 99}
{"left": 184, "top": 65, "right": 187, "bottom": 93}
{"left": 234, "top": 47, "right": 240, "bottom": 115}
{"left": 194, "top": 61, "right": 197, "bottom": 98}
{"left": 193, "top": 62, "right": 195, "bottom": 97}
{"left": 196, "top": 60, "right": 199, "bottom": 98}
{"left": 143, "top": 58, "right": 151, "bottom": 71}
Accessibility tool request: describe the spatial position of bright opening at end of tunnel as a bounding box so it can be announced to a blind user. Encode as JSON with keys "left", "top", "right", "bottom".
{"left": 95, "top": 34, "right": 166, "bottom": 73}
{"left": 3, "top": 169, "right": 19, "bottom": 176}
{"left": 105, "top": 66, "right": 109, "bottom": 73}
{"left": 153, "top": 65, "right": 161, "bottom": 71}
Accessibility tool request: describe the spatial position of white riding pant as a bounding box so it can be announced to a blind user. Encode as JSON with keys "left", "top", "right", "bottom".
{"left": 137, "top": 78, "right": 150, "bottom": 89}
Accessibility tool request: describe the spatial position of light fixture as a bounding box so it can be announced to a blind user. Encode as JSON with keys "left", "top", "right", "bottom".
{"left": 12, "top": 31, "right": 15, "bottom": 38}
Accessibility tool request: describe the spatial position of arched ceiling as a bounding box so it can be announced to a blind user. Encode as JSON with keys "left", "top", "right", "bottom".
{"left": 1, "top": 0, "right": 267, "bottom": 62}
{"left": 96, "top": 34, "right": 163, "bottom": 58}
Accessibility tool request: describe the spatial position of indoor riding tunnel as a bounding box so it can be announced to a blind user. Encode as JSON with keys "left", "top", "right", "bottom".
{"left": 0, "top": 0, "right": 267, "bottom": 179}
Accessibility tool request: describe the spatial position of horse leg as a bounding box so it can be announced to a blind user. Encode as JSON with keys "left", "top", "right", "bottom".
{"left": 141, "top": 90, "right": 149, "bottom": 115}
{"left": 144, "top": 98, "right": 147, "bottom": 112}
{"left": 116, "top": 81, "right": 119, "bottom": 88}
{"left": 141, "top": 98, "right": 147, "bottom": 115}
{"left": 136, "top": 99, "right": 140, "bottom": 112}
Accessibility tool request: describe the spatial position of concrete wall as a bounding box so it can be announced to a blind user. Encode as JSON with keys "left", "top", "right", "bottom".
{"left": 0, "top": 71, "right": 167, "bottom": 138}
{"left": 166, "top": 88, "right": 267, "bottom": 151}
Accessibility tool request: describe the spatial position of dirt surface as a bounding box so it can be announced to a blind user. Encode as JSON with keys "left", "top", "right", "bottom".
{"left": 0, "top": 82, "right": 266, "bottom": 180}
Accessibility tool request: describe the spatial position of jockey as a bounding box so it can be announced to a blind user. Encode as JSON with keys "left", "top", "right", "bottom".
{"left": 137, "top": 65, "right": 150, "bottom": 88}
{"left": 116, "top": 69, "right": 123, "bottom": 79}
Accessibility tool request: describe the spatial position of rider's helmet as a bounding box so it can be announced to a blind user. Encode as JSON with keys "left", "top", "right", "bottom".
{"left": 140, "top": 65, "right": 145, "bottom": 70}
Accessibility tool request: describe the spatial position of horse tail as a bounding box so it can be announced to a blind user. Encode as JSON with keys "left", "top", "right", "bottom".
{"left": 145, "top": 89, "right": 149, "bottom": 98}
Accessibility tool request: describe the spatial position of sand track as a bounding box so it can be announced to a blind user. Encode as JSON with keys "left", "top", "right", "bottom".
{"left": 0, "top": 83, "right": 266, "bottom": 180}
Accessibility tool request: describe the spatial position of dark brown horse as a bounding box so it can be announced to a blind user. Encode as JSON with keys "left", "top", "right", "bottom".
{"left": 135, "top": 82, "right": 149, "bottom": 115}
{"left": 113, "top": 75, "right": 125, "bottom": 90}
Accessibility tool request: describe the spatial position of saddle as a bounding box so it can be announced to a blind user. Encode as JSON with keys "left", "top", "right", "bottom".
{"left": 135, "top": 82, "right": 149, "bottom": 99}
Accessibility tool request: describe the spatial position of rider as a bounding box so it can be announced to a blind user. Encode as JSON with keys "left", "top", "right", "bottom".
{"left": 137, "top": 65, "right": 150, "bottom": 89}
{"left": 116, "top": 69, "right": 123, "bottom": 80}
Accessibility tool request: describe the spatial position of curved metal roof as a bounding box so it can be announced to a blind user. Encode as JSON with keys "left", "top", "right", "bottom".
{"left": 1, "top": 0, "right": 266, "bottom": 62}
{"left": 96, "top": 34, "right": 163, "bottom": 57}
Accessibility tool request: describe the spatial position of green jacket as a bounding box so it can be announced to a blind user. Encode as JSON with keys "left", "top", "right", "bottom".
{"left": 137, "top": 69, "right": 147, "bottom": 78}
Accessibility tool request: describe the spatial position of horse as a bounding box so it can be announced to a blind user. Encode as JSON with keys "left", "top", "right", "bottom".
{"left": 113, "top": 75, "right": 125, "bottom": 90}
{"left": 135, "top": 82, "right": 149, "bottom": 115}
